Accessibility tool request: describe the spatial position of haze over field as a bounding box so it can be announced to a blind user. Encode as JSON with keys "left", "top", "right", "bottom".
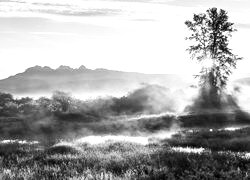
{"left": 1, "top": 65, "right": 250, "bottom": 112}
{"left": 1, "top": 2, "right": 250, "bottom": 178}
{"left": 0, "top": 65, "right": 191, "bottom": 99}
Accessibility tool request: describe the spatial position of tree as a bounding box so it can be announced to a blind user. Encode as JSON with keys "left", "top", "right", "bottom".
{"left": 0, "top": 92, "right": 18, "bottom": 116}
{"left": 185, "top": 7, "right": 242, "bottom": 109}
{"left": 51, "top": 91, "right": 72, "bottom": 113}
{"left": 185, "top": 8, "right": 241, "bottom": 90}
{"left": 16, "top": 97, "right": 36, "bottom": 114}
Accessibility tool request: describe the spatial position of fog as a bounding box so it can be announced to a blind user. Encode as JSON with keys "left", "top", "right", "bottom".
{"left": 1, "top": 81, "right": 250, "bottom": 146}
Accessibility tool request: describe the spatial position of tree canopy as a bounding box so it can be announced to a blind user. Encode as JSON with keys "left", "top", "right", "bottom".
{"left": 185, "top": 7, "right": 242, "bottom": 111}
{"left": 185, "top": 7, "right": 242, "bottom": 93}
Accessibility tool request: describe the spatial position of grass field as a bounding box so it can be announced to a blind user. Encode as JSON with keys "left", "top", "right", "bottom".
{"left": 166, "top": 127, "right": 250, "bottom": 152}
{"left": 1, "top": 90, "right": 250, "bottom": 179}
{"left": 1, "top": 127, "right": 250, "bottom": 180}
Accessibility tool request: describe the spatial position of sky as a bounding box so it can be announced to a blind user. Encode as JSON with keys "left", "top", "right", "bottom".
{"left": 0, "top": 0, "right": 250, "bottom": 79}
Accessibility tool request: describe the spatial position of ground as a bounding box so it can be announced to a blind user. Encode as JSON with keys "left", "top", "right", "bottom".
{"left": 1, "top": 127, "right": 250, "bottom": 180}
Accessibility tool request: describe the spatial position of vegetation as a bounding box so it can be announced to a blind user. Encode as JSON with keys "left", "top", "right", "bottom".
{"left": 0, "top": 89, "right": 179, "bottom": 142}
{"left": 0, "top": 141, "right": 250, "bottom": 180}
{"left": 0, "top": 88, "right": 249, "bottom": 143}
{"left": 179, "top": 110, "right": 250, "bottom": 128}
{"left": 185, "top": 8, "right": 242, "bottom": 110}
{"left": 0, "top": 85, "right": 176, "bottom": 118}
{"left": 1, "top": 90, "right": 250, "bottom": 179}
{"left": 0, "top": 6, "right": 248, "bottom": 180}
{"left": 167, "top": 127, "right": 250, "bottom": 152}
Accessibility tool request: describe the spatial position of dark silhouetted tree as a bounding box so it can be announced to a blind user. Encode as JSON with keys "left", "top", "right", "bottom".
{"left": 185, "top": 7, "right": 242, "bottom": 109}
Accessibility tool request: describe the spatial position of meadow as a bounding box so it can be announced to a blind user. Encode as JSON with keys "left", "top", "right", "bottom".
{"left": 1, "top": 90, "right": 250, "bottom": 179}
{"left": 166, "top": 127, "right": 250, "bottom": 152}
{"left": 1, "top": 127, "right": 250, "bottom": 180}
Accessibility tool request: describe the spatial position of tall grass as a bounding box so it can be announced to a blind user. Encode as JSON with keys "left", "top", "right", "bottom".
{"left": 0, "top": 140, "right": 250, "bottom": 179}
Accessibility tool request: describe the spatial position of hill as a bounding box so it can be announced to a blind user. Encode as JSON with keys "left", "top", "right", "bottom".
{"left": 0, "top": 65, "right": 189, "bottom": 98}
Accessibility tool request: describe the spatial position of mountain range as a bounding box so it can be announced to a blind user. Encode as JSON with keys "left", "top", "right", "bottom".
{"left": 0, "top": 65, "right": 192, "bottom": 98}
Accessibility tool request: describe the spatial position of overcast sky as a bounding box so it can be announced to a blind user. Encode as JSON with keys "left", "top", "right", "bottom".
{"left": 0, "top": 0, "right": 249, "bottom": 79}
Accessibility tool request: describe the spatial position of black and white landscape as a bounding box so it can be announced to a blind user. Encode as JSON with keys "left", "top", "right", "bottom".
{"left": 1, "top": 0, "right": 250, "bottom": 179}
{"left": 0, "top": 65, "right": 188, "bottom": 98}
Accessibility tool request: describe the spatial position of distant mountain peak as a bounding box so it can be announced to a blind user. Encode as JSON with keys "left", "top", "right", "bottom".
{"left": 25, "top": 65, "right": 90, "bottom": 73}
{"left": 26, "top": 65, "right": 42, "bottom": 71}
{"left": 56, "top": 65, "right": 74, "bottom": 71}
{"left": 78, "top": 65, "right": 87, "bottom": 70}
{"left": 0, "top": 65, "right": 189, "bottom": 97}
{"left": 43, "top": 66, "right": 53, "bottom": 71}
{"left": 25, "top": 66, "right": 53, "bottom": 72}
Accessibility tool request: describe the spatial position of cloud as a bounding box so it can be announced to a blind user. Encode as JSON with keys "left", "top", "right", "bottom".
{"left": 0, "top": 0, "right": 249, "bottom": 18}
{"left": 0, "top": 0, "right": 121, "bottom": 16}
{"left": 164, "top": 0, "right": 250, "bottom": 7}
{"left": 0, "top": 16, "right": 113, "bottom": 35}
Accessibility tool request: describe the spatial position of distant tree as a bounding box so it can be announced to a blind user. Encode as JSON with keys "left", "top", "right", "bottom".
{"left": 185, "top": 7, "right": 242, "bottom": 108}
{"left": 51, "top": 91, "right": 72, "bottom": 113}
{"left": 37, "top": 97, "right": 51, "bottom": 109}
{"left": 0, "top": 92, "right": 14, "bottom": 106}
{"left": 0, "top": 92, "right": 18, "bottom": 116}
{"left": 36, "top": 97, "right": 53, "bottom": 116}
{"left": 16, "top": 97, "right": 33, "bottom": 105}
{"left": 16, "top": 97, "right": 36, "bottom": 114}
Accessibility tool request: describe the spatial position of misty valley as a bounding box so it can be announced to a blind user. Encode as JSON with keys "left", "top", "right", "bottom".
{"left": 1, "top": 2, "right": 250, "bottom": 179}
{"left": 1, "top": 75, "right": 250, "bottom": 179}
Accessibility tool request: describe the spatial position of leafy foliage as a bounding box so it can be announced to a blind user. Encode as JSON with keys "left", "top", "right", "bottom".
{"left": 185, "top": 7, "right": 242, "bottom": 91}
